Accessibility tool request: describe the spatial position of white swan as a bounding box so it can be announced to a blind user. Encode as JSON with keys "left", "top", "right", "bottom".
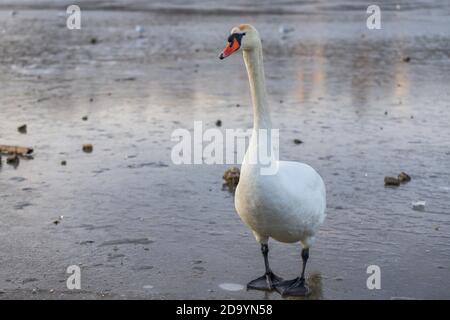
{"left": 219, "top": 24, "right": 326, "bottom": 297}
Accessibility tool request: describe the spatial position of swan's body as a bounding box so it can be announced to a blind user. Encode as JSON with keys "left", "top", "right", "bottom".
{"left": 220, "top": 24, "right": 326, "bottom": 297}
{"left": 236, "top": 160, "right": 326, "bottom": 246}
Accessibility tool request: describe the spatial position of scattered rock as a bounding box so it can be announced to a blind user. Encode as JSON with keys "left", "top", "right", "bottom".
{"left": 293, "top": 138, "right": 303, "bottom": 145}
{"left": 384, "top": 176, "right": 400, "bottom": 186}
{"left": 89, "top": 98, "right": 94, "bottom": 102}
{"left": 384, "top": 111, "right": 388, "bottom": 115}
{"left": 402, "top": 56, "right": 411, "bottom": 62}
{"left": 6, "top": 154, "right": 19, "bottom": 166}
{"left": 398, "top": 171, "right": 411, "bottom": 183}
{"left": 412, "top": 201, "right": 425, "bottom": 211}
{"left": 90, "top": 37, "right": 97, "bottom": 44}
{"left": 53, "top": 216, "right": 63, "bottom": 225}
{"left": 215, "top": 119, "right": 222, "bottom": 127}
{"left": 82, "top": 115, "right": 88, "bottom": 121}
{"left": 0, "top": 145, "right": 34, "bottom": 156}
{"left": 61, "top": 160, "right": 67, "bottom": 166}
{"left": 223, "top": 167, "right": 240, "bottom": 191}
{"left": 82, "top": 144, "right": 93, "bottom": 153}
{"left": 236, "top": 103, "right": 240, "bottom": 107}
{"left": 17, "top": 124, "right": 27, "bottom": 134}
{"left": 385, "top": 172, "right": 411, "bottom": 187}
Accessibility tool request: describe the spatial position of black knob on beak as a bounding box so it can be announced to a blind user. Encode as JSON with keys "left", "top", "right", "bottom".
{"left": 219, "top": 53, "right": 224, "bottom": 60}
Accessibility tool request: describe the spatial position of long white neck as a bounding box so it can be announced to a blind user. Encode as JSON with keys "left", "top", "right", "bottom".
{"left": 242, "top": 43, "right": 277, "bottom": 170}
{"left": 243, "top": 45, "right": 271, "bottom": 130}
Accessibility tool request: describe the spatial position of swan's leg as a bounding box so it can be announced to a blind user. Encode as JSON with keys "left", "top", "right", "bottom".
{"left": 247, "top": 244, "right": 283, "bottom": 291}
{"left": 275, "top": 248, "right": 310, "bottom": 297}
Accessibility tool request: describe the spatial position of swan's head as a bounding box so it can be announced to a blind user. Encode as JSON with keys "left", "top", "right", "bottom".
{"left": 219, "top": 24, "right": 261, "bottom": 60}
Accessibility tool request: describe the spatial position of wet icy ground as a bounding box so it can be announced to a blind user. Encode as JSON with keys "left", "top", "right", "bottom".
{"left": 0, "top": 1, "right": 449, "bottom": 299}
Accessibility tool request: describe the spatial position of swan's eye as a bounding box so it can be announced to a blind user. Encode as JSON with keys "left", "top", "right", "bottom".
{"left": 229, "top": 32, "right": 245, "bottom": 46}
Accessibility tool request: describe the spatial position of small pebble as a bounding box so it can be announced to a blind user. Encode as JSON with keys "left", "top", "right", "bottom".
{"left": 398, "top": 172, "right": 411, "bottom": 183}
{"left": 61, "top": 160, "right": 67, "bottom": 166}
{"left": 90, "top": 37, "right": 97, "bottom": 44}
{"left": 6, "top": 154, "right": 19, "bottom": 165}
{"left": 293, "top": 139, "right": 303, "bottom": 145}
{"left": 223, "top": 167, "right": 240, "bottom": 187}
{"left": 384, "top": 176, "right": 400, "bottom": 186}
{"left": 402, "top": 56, "right": 411, "bottom": 62}
{"left": 82, "top": 115, "right": 88, "bottom": 121}
{"left": 215, "top": 120, "right": 222, "bottom": 127}
{"left": 82, "top": 144, "right": 93, "bottom": 153}
{"left": 18, "top": 124, "right": 27, "bottom": 134}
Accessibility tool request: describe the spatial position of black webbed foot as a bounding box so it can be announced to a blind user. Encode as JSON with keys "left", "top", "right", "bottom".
{"left": 276, "top": 277, "right": 310, "bottom": 297}
{"left": 247, "top": 271, "right": 283, "bottom": 291}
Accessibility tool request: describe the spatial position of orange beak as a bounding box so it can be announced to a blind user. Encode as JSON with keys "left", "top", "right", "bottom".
{"left": 219, "top": 38, "right": 240, "bottom": 60}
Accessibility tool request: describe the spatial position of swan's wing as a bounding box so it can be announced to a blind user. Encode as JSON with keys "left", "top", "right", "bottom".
{"left": 277, "top": 160, "right": 327, "bottom": 218}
